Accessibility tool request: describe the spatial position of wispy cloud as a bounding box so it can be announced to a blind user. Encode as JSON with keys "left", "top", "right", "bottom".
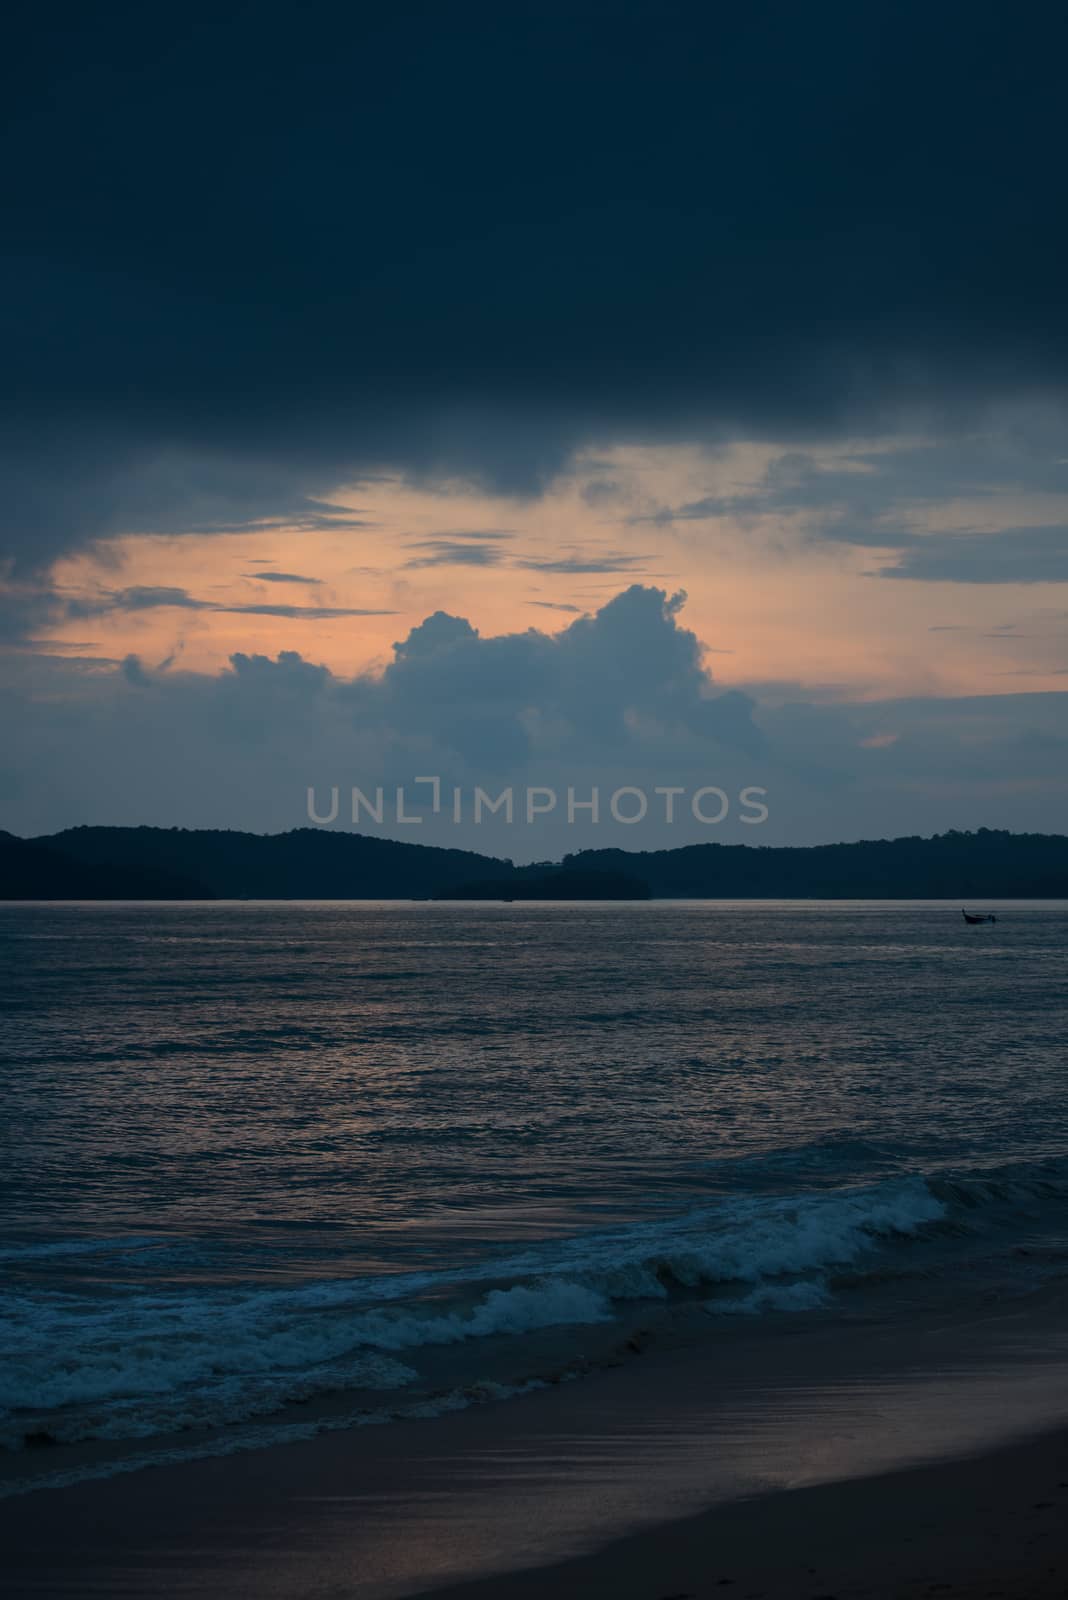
{"left": 411, "top": 529, "right": 517, "bottom": 541}
{"left": 241, "top": 571, "right": 322, "bottom": 584}
{"left": 515, "top": 551, "right": 651, "bottom": 575}
{"left": 633, "top": 441, "right": 1068, "bottom": 531}
{"left": 65, "top": 586, "right": 396, "bottom": 619}
{"left": 173, "top": 500, "right": 375, "bottom": 535}
{"left": 400, "top": 529, "right": 517, "bottom": 570}
{"left": 402, "top": 542, "right": 507, "bottom": 570}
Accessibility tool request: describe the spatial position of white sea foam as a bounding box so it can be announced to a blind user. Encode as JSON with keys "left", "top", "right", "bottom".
{"left": 0, "top": 1353, "right": 418, "bottom": 1447}
{"left": 713, "top": 1281, "right": 832, "bottom": 1314}
{"left": 0, "top": 1376, "right": 553, "bottom": 1498}
{"left": 0, "top": 1177, "right": 948, "bottom": 1449}
{"left": 0, "top": 1279, "right": 607, "bottom": 1446}
{"left": 464, "top": 1175, "right": 948, "bottom": 1306}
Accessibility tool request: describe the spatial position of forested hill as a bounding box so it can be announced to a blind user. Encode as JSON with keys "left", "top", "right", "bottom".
{"left": 6, "top": 827, "right": 509, "bottom": 900}
{"left": 558, "top": 829, "right": 1068, "bottom": 899}
{"left": 2, "top": 825, "right": 1067, "bottom": 899}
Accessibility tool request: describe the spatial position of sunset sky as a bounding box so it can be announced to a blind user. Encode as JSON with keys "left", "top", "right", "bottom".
{"left": 3, "top": 2, "right": 1067, "bottom": 855}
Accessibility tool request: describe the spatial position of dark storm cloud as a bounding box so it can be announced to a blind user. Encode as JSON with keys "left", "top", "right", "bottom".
{"left": 637, "top": 438, "right": 1068, "bottom": 530}
{"left": 0, "top": 436, "right": 378, "bottom": 583}
{"left": 639, "top": 438, "right": 1068, "bottom": 581}
{"left": 871, "top": 525, "right": 1068, "bottom": 583}
{"left": 0, "top": 586, "right": 67, "bottom": 641}
{"left": 3, "top": 0, "right": 1068, "bottom": 589}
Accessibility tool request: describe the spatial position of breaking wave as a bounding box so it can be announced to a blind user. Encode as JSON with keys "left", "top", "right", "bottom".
{"left": 0, "top": 1174, "right": 945, "bottom": 1450}
{"left": 5, "top": 1156, "right": 1068, "bottom": 1458}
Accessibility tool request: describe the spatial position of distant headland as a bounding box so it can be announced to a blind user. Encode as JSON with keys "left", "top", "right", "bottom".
{"left": 3, "top": 825, "right": 1068, "bottom": 900}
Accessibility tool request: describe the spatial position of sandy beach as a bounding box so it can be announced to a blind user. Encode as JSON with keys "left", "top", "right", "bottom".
{"left": 4, "top": 1289, "right": 1068, "bottom": 1599}
{"left": 420, "top": 1426, "right": 1068, "bottom": 1600}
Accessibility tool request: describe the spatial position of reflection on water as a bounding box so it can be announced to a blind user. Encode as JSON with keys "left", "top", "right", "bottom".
{"left": 3, "top": 901, "right": 1067, "bottom": 1273}
{"left": 1, "top": 900, "right": 1066, "bottom": 1485}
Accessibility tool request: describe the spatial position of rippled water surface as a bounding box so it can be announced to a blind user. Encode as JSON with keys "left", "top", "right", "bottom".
{"left": 1, "top": 900, "right": 1066, "bottom": 1482}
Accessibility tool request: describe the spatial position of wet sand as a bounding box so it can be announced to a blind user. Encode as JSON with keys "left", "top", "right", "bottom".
{"left": 3, "top": 1295, "right": 1068, "bottom": 1598}
{"left": 421, "top": 1425, "right": 1068, "bottom": 1600}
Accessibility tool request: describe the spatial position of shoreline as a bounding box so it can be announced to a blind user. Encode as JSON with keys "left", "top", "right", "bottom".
{"left": 4, "top": 1290, "right": 1068, "bottom": 1597}
{"left": 415, "top": 1422, "right": 1068, "bottom": 1600}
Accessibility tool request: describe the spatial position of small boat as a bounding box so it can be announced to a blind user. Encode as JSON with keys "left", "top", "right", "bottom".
{"left": 962, "top": 909, "right": 997, "bottom": 925}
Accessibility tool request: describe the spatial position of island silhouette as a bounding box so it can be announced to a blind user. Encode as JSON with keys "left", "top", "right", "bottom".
{"left": 3, "top": 825, "right": 1067, "bottom": 900}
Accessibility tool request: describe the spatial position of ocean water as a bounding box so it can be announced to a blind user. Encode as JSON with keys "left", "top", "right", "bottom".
{"left": 2, "top": 899, "right": 1067, "bottom": 1491}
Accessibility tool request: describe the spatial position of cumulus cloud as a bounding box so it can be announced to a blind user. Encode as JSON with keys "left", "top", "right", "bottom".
{"left": 3, "top": 586, "right": 1066, "bottom": 850}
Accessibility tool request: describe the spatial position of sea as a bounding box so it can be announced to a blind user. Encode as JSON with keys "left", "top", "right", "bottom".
{"left": 2, "top": 899, "right": 1067, "bottom": 1496}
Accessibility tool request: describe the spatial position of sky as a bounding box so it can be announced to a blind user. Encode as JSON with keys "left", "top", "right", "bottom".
{"left": 2, "top": 1, "right": 1067, "bottom": 858}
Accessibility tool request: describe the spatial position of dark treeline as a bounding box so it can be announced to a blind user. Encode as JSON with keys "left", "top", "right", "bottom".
{"left": 0, "top": 827, "right": 508, "bottom": 900}
{"left": 0, "top": 831, "right": 207, "bottom": 900}
{"left": 2, "top": 825, "right": 1068, "bottom": 900}
{"left": 556, "top": 829, "right": 1068, "bottom": 899}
